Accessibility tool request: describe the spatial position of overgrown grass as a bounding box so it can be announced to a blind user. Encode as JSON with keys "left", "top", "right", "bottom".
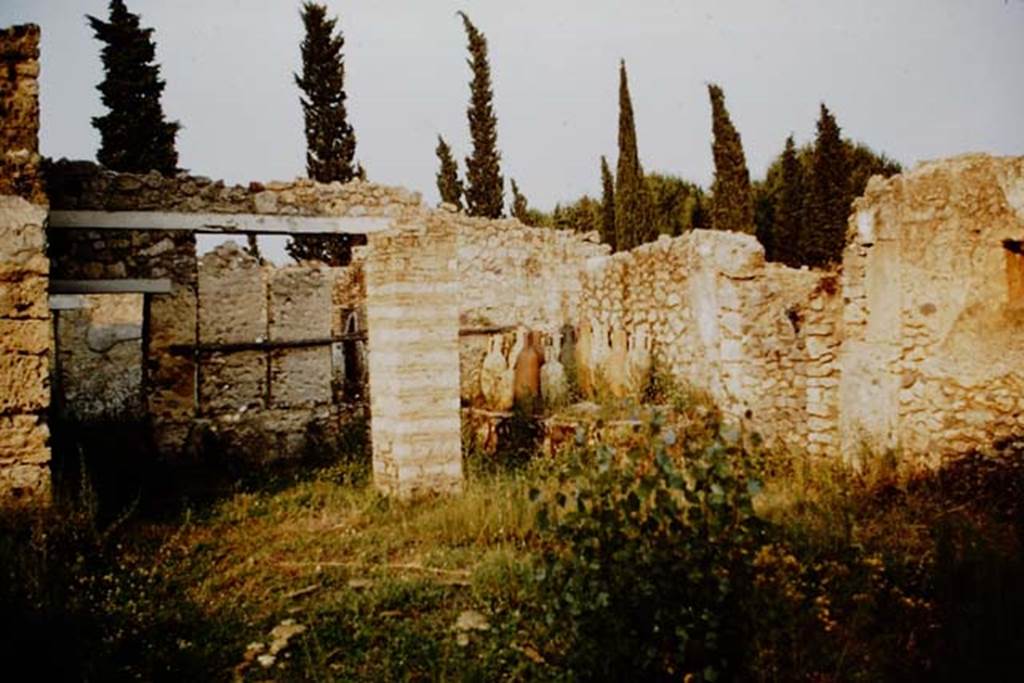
{"left": 2, "top": 409, "right": 1022, "bottom": 680}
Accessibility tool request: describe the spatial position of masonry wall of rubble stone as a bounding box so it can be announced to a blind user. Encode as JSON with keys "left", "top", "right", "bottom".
{"left": 578, "top": 230, "right": 843, "bottom": 454}
{"left": 194, "top": 243, "right": 351, "bottom": 462}
{"left": 0, "top": 25, "right": 49, "bottom": 504}
{"left": 452, "top": 213, "right": 608, "bottom": 405}
{"left": 0, "top": 25, "right": 44, "bottom": 204}
{"left": 841, "top": 154, "right": 1024, "bottom": 460}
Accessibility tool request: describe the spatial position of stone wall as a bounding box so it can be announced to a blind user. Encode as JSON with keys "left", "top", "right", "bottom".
{"left": 0, "top": 25, "right": 44, "bottom": 204}
{"left": 0, "top": 24, "right": 49, "bottom": 504}
{"left": 578, "top": 230, "right": 842, "bottom": 454}
{"left": 841, "top": 154, "right": 1024, "bottom": 460}
{"left": 44, "top": 159, "right": 422, "bottom": 217}
{"left": 0, "top": 197, "right": 50, "bottom": 503}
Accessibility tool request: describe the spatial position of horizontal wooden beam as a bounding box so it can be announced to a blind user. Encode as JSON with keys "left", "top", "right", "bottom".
{"left": 168, "top": 332, "right": 368, "bottom": 355}
{"left": 50, "top": 278, "right": 173, "bottom": 294}
{"left": 48, "top": 210, "right": 392, "bottom": 235}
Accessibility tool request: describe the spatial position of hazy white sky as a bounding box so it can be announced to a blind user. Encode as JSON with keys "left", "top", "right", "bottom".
{"left": 3, "top": 0, "right": 1023, "bottom": 212}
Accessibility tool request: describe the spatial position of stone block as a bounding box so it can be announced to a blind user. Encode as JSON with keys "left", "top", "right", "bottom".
{"left": 0, "top": 353, "right": 47, "bottom": 413}
{"left": 0, "top": 414, "right": 48, "bottom": 463}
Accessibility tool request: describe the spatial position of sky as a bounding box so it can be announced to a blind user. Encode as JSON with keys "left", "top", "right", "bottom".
{"left": 3, "top": 0, "right": 1023, "bottom": 256}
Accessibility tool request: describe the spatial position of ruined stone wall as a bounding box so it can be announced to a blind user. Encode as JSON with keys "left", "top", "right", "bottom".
{"left": 44, "top": 160, "right": 422, "bottom": 216}
{"left": 0, "top": 25, "right": 49, "bottom": 504}
{"left": 841, "top": 154, "right": 1024, "bottom": 460}
{"left": 0, "top": 197, "right": 50, "bottom": 502}
{"left": 191, "top": 243, "right": 352, "bottom": 461}
{"left": 0, "top": 25, "right": 44, "bottom": 204}
{"left": 578, "top": 231, "right": 842, "bottom": 453}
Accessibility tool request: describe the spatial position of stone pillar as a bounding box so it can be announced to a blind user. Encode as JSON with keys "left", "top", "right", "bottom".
{"left": 365, "top": 212, "right": 463, "bottom": 497}
{"left": 0, "top": 24, "right": 50, "bottom": 504}
{"left": 0, "top": 24, "right": 45, "bottom": 204}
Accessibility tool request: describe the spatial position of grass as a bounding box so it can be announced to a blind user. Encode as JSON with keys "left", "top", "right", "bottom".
{"left": 1, "top": 411, "right": 1022, "bottom": 680}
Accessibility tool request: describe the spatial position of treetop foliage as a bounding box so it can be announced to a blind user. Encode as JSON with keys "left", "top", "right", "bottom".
{"left": 708, "top": 83, "right": 754, "bottom": 234}
{"left": 87, "top": 0, "right": 180, "bottom": 175}
{"left": 295, "top": 1, "right": 358, "bottom": 184}
{"left": 458, "top": 12, "right": 505, "bottom": 219}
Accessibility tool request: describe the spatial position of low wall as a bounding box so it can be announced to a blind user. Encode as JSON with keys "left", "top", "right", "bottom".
{"left": 578, "top": 230, "right": 842, "bottom": 454}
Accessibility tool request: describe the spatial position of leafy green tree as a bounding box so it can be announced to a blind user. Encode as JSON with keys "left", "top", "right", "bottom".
{"left": 645, "top": 173, "right": 704, "bottom": 237}
{"left": 510, "top": 179, "right": 533, "bottom": 224}
{"left": 614, "top": 60, "right": 652, "bottom": 250}
{"left": 289, "top": 2, "right": 363, "bottom": 266}
{"left": 708, "top": 83, "right": 754, "bottom": 233}
{"left": 87, "top": 0, "right": 179, "bottom": 175}
{"left": 753, "top": 125, "right": 899, "bottom": 267}
{"left": 551, "top": 196, "right": 601, "bottom": 233}
{"left": 600, "top": 156, "right": 617, "bottom": 250}
{"left": 805, "top": 104, "right": 850, "bottom": 267}
{"left": 458, "top": 12, "right": 504, "bottom": 218}
{"left": 435, "top": 135, "right": 463, "bottom": 210}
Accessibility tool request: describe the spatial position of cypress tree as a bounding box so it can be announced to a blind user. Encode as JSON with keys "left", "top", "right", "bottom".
{"left": 614, "top": 60, "right": 651, "bottom": 250}
{"left": 458, "top": 12, "right": 504, "bottom": 218}
{"left": 806, "top": 104, "right": 850, "bottom": 267}
{"left": 87, "top": 0, "right": 179, "bottom": 175}
{"left": 435, "top": 135, "right": 464, "bottom": 210}
{"left": 288, "top": 2, "right": 362, "bottom": 266}
{"left": 708, "top": 83, "right": 754, "bottom": 233}
{"left": 295, "top": 2, "right": 357, "bottom": 183}
{"left": 600, "top": 155, "right": 617, "bottom": 251}
{"left": 510, "top": 179, "right": 530, "bottom": 223}
{"left": 776, "top": 135, "right": 804, "bottom": 266}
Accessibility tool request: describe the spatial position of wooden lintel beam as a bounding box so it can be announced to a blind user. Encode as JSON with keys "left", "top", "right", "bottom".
{"left": 50, "top": 278, "right": 173, "bottom": 294}
{"left": 47, "top": 210, "right": 392, "bottom": 235}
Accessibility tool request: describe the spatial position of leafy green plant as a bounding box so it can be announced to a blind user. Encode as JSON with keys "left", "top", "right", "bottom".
{"left": 530, "top": 414, "right": 766, "bottom": 680}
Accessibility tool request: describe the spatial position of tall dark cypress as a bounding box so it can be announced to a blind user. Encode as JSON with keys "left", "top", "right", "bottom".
{"left": 776, "top": 135, "right": 804, "bottom": 267}
{"left": 600, "top": 156, "right": 617, "bottom": 251}
{"left": 87, "top": 0, "right": 179, "bottom": 175}
{"left": 806, "top": 104, "right": 850, "bottom": 267}
{"left": 708, "top": 83, "right": 754, "bottom": 233}
{"left": 289, "top": 2, "right": 362, "bottom": 266}
{"left": 614, "top": 60, "right": 650, "bottom": 250}
{"left": 458, "top": 12, "right": 504, "bottom": 218}
{"left": 295, "top": 2, "right": 357, "bottom": 183}
{"left": 435, "top": 135, "right": 464, "bottom": 210}
{"left": 510, "top": 179, "right": 530, "bottom": 223}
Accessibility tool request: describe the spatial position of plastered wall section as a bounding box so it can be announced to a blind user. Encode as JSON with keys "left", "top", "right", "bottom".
{"left": 841, "top": 154, "right": 1024, "bottom": 460}
{"left": 54, "top": 293, "right": 144, "bottom": 422}
{"left": 365, "top": 212, "right": 463, "bottom": 497}
{"left": 579, "top": 230, "right": 842, "bottom": 455}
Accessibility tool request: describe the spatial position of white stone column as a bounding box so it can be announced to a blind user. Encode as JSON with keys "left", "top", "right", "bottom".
{"left": 364, "top": 212, "right": 462, "bottom": 497}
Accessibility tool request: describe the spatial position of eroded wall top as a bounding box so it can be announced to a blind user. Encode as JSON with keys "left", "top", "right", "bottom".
{"left": 0, "top": 24, "right": 44, "bottom": 204}
{"left": 44, "top": 159, "right": 423, "bottom": 218}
